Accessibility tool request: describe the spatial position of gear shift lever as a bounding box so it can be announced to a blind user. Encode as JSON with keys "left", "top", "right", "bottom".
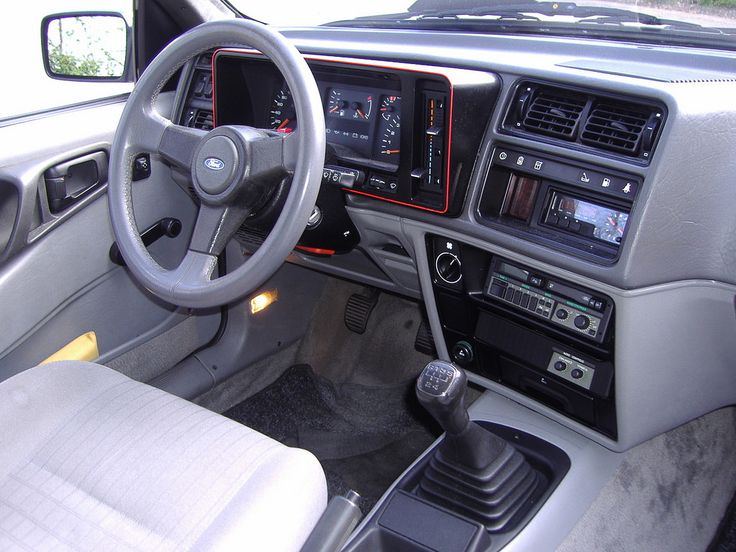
{"left": 415, "top": 360, "right": 469, "bottom": 436}
{"left": 415, "top": 360, "right": 543, "bottom": 532}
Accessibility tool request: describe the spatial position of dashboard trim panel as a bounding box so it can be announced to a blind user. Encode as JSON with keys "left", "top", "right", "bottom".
{"left": 212, "top": 48, "right": 498, "bottom": 215}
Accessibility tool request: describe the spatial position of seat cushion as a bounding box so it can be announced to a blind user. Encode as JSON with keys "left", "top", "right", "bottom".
{"left": 0, "top": 361, "right": 327, "bottom": 551}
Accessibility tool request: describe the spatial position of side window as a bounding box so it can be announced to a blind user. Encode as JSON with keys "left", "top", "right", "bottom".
{"left": 0, "top": 1, "right": 133, "bottom": 121}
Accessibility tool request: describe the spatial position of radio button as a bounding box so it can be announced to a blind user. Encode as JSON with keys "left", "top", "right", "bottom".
{"left": 505, "top": 288, "right": 514, "bottom": 301}
{"left": 529, "top": 297, "right": 539, "bottom": 311}
{"left": 529, "top": 275, "right": 544, "bottom": 287}
{"left": 512, "top": 290, "right": 522, "bottom": 305}
{"left": 521, "top": 294, "right": 530, "bottom": 309}
{"left": 490, "top": 282, "right": 506, "bottom": 297}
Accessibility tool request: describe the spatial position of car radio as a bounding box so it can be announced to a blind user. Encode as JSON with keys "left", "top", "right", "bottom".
{"left": 484, "top": 257, "right": 613, "bottom": 344}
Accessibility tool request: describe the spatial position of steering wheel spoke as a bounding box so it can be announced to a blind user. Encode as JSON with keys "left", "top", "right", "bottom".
{"left": 189, "top": 203, "right": 250, "bottom": 257}
{"left": 281, "top": 130, "right": 300, "bottom": 173}
{"left": 159, "top": 124, "right": 208, "bottom": 171}
{"left": 171, "top": 249, "right": 219, "bottom": 291}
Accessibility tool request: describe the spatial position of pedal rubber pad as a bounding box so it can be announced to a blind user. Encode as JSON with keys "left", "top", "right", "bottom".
{"left": 344, "top": 289, "right": 379, "bottom": 334}
{"left": 415, "top": 319, "right": 436, "bottom": 356}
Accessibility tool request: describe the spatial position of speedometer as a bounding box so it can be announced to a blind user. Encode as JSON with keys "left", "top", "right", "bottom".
{"left": 268, "top": 86, "right": 296, "bottom": 132}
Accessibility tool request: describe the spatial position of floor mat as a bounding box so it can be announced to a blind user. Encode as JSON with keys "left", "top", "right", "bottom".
{"left": 710, "top": 489, "right": 736, "bottom": 551}
{"left": 224, "top": 364, "right": 439, "bottom": 513}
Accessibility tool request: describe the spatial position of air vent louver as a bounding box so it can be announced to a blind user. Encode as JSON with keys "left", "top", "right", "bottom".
{"left": 580, "top": 102, "right": 652, "bottom": 155}
{"left": 522, "top": 89, "right": 586, "bottom": 140}
{"left": 505, "top": 81, "right": 665, "bottom": 163}
{"left": 193, "top": 110, "right": 213, "bottom": 131}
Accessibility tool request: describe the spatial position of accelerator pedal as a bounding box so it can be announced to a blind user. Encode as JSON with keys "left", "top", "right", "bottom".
{"left": 415, "top": 319, "right": 437, "bottom": 356}
{"left": 344, "top": 288, "right": 380, "bottom": 334}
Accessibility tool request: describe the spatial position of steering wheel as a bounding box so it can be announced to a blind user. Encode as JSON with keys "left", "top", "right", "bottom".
{"left": 108, "top": 19, "right": 325, "bottom": 309}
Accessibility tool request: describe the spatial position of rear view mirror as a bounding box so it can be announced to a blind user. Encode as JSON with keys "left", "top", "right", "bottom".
{"left": 42, "top": 13, "right": 131, "bottom": 81}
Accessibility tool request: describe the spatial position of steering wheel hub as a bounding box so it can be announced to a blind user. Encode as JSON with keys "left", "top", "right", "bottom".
{"left": 194, "top": 134, "right": 239, "bottom": 196}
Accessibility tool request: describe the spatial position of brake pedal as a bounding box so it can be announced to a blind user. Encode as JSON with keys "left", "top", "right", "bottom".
{"left": 344, "top": 288, "right": 379, "bottom": 334}
{"left": 415, "top": 319, "right": 437, "bottom": 356}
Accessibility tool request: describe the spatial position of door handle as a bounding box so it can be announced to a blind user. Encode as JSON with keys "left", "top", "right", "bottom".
{"left": 44, "top": 150, "right": 108, "bottom": 213}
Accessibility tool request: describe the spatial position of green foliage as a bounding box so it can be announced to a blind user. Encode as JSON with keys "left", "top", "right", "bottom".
{"left": 46, "top": 15, "right": 125, "bottom": 78}
{"left": 48, "top": 45, "right": 102, "bottom": 77}
{"left": 697, "top": 0, "right": 736, "bottom": 8}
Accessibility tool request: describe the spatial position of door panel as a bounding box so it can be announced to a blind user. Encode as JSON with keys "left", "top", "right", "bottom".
{"left": 0, "top": 96, "right": 220, "bottom": 381}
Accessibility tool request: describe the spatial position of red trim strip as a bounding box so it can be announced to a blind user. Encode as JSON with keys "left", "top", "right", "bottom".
{"left": 211, "top": 48, "right": 456, "bottom": 214}
{"left": 210, "top": 52, "right": 217, "bottom": 128}
{"left": 295, "top": 245, "right": 336, "bottom": 256}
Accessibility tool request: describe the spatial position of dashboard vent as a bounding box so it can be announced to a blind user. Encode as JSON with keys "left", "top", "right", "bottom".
{"left": 581, "top": 101, "right": 657, "bottom": 156}
{"left": 504, "top": 81, "right": 665, "bottom": 163}
{"left": 521, "top": 88, "right": 586, "bottom": 140}
{"left": 193, "top": 110, "right": 213, "bottom": 131}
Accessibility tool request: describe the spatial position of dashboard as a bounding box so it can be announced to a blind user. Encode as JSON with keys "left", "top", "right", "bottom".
{"left": 175, "top": 28, "right": 736, "bottom": 453}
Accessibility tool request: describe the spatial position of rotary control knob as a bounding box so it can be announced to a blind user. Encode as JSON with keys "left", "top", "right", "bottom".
{"left": 574, "top": 314, "right": 590, "bottom": 330}
{"left": 435, "top": 252, "right": 462, "bottom": 284}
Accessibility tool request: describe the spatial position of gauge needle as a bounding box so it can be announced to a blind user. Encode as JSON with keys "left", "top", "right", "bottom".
{"left": 356, "top": 109, "right": 367, "bottom": 119}
{"left": 276, "top": 119, "right": 290, "bottom": 130}
{"left": 329, "top": 106, "right": 339, "bottom": 113}
{"left": 381, "top": 149, "right": 400, "bottom": 154}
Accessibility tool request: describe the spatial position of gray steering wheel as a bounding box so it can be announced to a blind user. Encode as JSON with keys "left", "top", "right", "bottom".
{"left": 108, "top": 19, "right": 325, "bottom": 308}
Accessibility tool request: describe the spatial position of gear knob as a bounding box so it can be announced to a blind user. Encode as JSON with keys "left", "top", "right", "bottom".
{"left": 416, "top": 360, "right": 470, "bottom": 436}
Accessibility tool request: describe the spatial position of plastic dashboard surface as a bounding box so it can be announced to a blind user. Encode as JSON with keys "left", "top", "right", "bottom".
{"left": 212, "top": 49, "right": 499, "bottom": 216}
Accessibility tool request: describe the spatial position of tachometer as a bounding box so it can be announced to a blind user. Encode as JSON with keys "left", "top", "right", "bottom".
{"left": 268, "top": 86, "right": 296, "bottom": 132}
{"left": 376, "top": 95, "right": 401, "bottom": 162}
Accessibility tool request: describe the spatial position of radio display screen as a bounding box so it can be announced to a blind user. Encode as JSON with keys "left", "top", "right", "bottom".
{"left": 549, "top": 193, "right": 629, "bottom": 245}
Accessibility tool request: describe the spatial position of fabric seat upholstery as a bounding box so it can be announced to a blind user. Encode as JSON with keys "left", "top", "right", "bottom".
{"left": 0, "top": 361, "right": 327, "bottom": 551}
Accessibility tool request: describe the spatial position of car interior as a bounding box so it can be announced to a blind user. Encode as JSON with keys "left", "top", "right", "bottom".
{"left": 1, "top": 0, "right": 736, "bottom": 550}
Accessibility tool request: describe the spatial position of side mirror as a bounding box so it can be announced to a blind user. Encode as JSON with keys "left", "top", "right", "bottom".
{"left": 42, "top": 12, "right": 132, "bottom": 81}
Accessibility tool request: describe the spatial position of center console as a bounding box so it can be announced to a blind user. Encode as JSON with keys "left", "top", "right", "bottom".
{"left": 429, "top": 235, "right": 617, "bottom": 439}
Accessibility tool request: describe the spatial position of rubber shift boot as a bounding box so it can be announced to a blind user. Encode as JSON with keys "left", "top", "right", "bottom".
{"left": 417, "top": 422, "right": 545, "bottom": 532}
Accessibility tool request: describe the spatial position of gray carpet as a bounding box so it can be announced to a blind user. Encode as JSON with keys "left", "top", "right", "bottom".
{"left": 558, "top": 406, "right": 736, "bottom": 552}
{"left": 224, "top": 364, "right": 440, "bottom": 513}
{"left": 710, "top": 488, "right": 736, "bottom": 551}
{"left": 105, "top": 315, "right": 204, "bottom": 382}
{"left": 295, "top": 278, "right": 432, "bottom": 386}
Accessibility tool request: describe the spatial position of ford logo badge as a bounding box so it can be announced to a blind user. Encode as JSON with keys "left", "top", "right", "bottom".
{"left": 204, "top": 157, "right": 225, "bottom": 171}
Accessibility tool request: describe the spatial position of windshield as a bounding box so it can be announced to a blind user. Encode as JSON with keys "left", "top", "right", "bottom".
{"left": 230, "top": 0, "right": 736, "bottom": 50}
